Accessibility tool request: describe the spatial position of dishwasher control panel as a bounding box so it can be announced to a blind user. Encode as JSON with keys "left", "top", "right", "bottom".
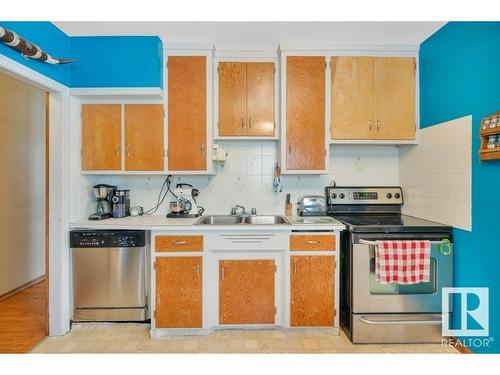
{"left": 70, "top": 230, "right": 145, "bottom": 248}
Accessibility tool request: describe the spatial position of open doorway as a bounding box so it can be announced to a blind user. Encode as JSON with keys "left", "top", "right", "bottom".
{"left": 0, "top": 71, "right": 49, "bottom": 353}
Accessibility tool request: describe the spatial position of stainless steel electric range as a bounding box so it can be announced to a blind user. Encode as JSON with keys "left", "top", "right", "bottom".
{"left": 326, "top": 186, "right": 453, "bottom": 344}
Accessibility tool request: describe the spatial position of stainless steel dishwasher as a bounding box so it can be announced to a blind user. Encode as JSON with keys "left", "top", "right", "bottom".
{"left": 70, "top": 230, "right": 147, "bottom": 322}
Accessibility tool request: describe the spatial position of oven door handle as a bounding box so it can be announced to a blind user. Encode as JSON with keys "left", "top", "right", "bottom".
{"left": 358, "top": 316, "right": 442, "bottom": 325}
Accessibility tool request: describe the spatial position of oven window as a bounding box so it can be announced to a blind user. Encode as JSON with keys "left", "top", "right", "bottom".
{"left": 368, "top": 258, "right": 437, "bottom": 295}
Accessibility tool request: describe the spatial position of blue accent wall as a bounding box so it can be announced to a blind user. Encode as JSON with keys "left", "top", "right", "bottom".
{"left": 70, "top": 36, "right": 163, "bottom": 88}
{"left": 0, "top": 21, "right": 71, "bottom": 85}
{"left": 1, "top": 23, "right": 163, "bottom": 88}
{"left": 420, "top": 22, "right": 500, "bottom": 354}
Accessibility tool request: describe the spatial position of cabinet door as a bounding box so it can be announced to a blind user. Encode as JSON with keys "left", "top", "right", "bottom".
{"left": 124, "top": 104, "right": 164, "bottom": 171}
{"left": 218, "top": 62, "right": 247, "bottom": 136}
{"left": 81, "top": 104, "right": 122, "bottom": 170}
{"left": 286, "top": 56, "right": 326, "bottom": 170}
{"left": 247, "top": 62, "right": 275, "bottom": 136}
{"left": 374, "top": 57, "right": 416, "bottom": 140}
{"left": 155, "top": 256, "right": 202, "bottom": 328}
{"left": 219, "top": 260, "right": 275, "bottom": 324}
{"left": 168, "top": 56, "right": 207, "bottom": 170}
{"left": 331, "top": 57, "right": 374, "bottom": 140}
{"left": 291, "top": 255, "right": 334, "bottom": 327}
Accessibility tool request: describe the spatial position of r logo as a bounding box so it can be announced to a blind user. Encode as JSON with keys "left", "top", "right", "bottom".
{"left": 442, "top": 287, "right": 489, "bottom": 336}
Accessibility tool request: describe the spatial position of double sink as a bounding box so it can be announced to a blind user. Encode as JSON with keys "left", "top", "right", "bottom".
{"left": 195, "top": 215, "right": 289, "bottom": 225}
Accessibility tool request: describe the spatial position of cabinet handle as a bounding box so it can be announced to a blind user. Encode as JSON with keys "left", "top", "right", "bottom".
{"left": 249, "top": 117, "right": 252, "bottom": 129}
{"left": 220, "top": 266, "right": 225, "bottom": 281}
{"left": 114, "top": 144, "right": 120, "bottom": 156}
{"left": 376, "top": 120, "right": 380, "bottom": 131}
{"left": 306, "top": 240, "right": 321, "bottom": 244}
{"left": 293, "top": 259, "right": 297, "bottom": 276}
{"left": 200, "top": 143, "right": 205, "bottom": 155}
{"left": 288, "top": 144, "right": 292, "bottom": 155}
{"left": 368, "top": 121, "right": 373, "bottom": 130}
{"left": 126, "top": 144, "right": 130, "bottom": 157}
{"left": 194, "top": 264, "right": 199, "bottom": 278}
{"left": 241, "top": 117, "right": 244, "bottom": 129}
{"left": 172, "top": 240, "right": 187, "bottom": 245}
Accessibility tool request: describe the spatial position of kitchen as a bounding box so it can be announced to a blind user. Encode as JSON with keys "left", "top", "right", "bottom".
{"left": 0, "top": 11, "right": 499, "bottom": 366}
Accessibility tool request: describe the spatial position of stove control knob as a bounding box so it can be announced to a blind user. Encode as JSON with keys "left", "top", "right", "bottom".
{"left": 330, "top": 193, "right": 337, "bottom": 199}
{"left": 339, "top": 193, "right": 345, "bottom": 199}
{"left": 394, "top": 193, "right": 401, "bottom": 199}
{"left": 386, "top": 193, "right": 393, "bottom": 199}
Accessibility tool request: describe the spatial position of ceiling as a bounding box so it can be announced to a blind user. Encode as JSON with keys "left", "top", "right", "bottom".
{"left": 54, "top": 22, "right": 445, "bottom": 50}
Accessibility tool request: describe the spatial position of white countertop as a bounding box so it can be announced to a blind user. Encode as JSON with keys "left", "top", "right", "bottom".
{"left": 69, "top": 215, "right": 345, "bottom": 231}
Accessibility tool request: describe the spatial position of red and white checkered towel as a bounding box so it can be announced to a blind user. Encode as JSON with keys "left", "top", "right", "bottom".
{"left": 375, "top": 240, "right": 431, "bottom": 284}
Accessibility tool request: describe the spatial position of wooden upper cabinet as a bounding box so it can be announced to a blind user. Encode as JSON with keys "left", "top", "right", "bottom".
{"left": 168, "top": 56, "right": 207, "bottom": 171}
{"left": 291, "top": 255, "right": 335, "bottom": 327}
{"left": 219, "top": 260, "right": 275, "bottom": 325}
{"left": 124, "top": 104, "right": 164, "bottom": 171}
{"left": 81, "top": 104, "right": 122, "bottom": 170}
{"left": 155, "top": 256, "right": 202, "bottom": 328}
{"left": 331, "top": 57, "right": 374, "bottom": 140}
{"left": 286, "top": 56, "right": 326, "bottom": 170}
{"left": 246, "top": 62, "right": 275, "bottom": 136}
{"left": 373, "top": 57, "right": 416, "bottom": 140}
{"left": 330, "top": 56, "right": 416, "bottom": 141}
{"left": 218, "top": 62, "right": 275, "bottom": 137}
{"left": 219, "top": 62, "right": 247, "bottom": 136}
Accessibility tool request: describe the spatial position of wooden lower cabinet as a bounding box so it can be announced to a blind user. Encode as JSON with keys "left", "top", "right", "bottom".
{"left": 290, "top": 255, "right": 335, "bottom": 327}
{"left": 155, "top": 256, "right": 202, "bottom": 328}
{"left": 219, "top": 260, "right": 275, "bottom": 325}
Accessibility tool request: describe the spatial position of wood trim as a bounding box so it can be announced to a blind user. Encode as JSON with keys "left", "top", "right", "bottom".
{"left": 450, "top": 337, "right": 474, "bottom": 354}
{"left": 155, "top": 235, "right": 204, "bottom": 252}
{"left": 290, "top": 235, "right": 335, "bottom": 251}
{"left": 0, "top": 276, "right": 46, "bottom": 302}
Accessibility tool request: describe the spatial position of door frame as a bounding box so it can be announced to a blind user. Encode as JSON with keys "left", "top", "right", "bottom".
{"left": 0, "top": 55, "right": 71, "bottom": 337}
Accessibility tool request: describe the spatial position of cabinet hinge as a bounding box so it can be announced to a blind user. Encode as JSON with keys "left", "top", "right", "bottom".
{"left": 165, "top": 149, "right": 168, "bottom": 157}
{"left": 80, "top": 148, "right": 82, "bottom": 156}
{"left": 153, "top": 261, "right": 156, "bottom": 270}
{"left": 274, "top": 306, "right": 277, "bottom": 315}
{"left": 324, "top": 149, "right": 327, "bottom": 156}
{"left": 217, "top": 65, "right": 219, "bottom": 73}
{"left": 334, "top": 308, "right": 337, "bottom": 316}
{"left": 163, "top": 110, "right": 166, "bottom": 118}
{"left": 153, "top": 310, "right": 156, "bottom": 318}
{"left": 325, "top": 61, "right": 327, "bottom": 69}
{"left": 274, "top": 265, "right": 277, "bottom": 273}
{"left": 274, "top": 66, "right": 276, "bottom": 74}
{"left": 166, "top": 59, "right": 168, "bottom": 69}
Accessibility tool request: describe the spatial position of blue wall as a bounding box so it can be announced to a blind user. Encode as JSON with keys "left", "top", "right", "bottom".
{"left": 1, "top": 23, "right": 163, "bottom": 88}
{"left": 70, "top": 36, "right": 163, "bottom": 88}
{"left": 420, "top": 22, "right": 500, "bottom": 354}
{"left": 0, "top": 21, "right": 71, "bottom": 85}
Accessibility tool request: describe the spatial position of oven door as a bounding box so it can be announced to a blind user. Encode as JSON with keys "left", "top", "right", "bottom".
{"left": 352, "top": 233, "right": 453, "bottom": 314}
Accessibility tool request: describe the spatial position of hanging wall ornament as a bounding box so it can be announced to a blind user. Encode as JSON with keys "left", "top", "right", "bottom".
{"left": 0, "top": 26, "right": 75, "bottom": 65}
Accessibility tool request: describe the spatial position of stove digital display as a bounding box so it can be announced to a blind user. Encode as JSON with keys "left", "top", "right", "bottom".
{"left": 353, "top": 192, "right": 378, "bottom": 200}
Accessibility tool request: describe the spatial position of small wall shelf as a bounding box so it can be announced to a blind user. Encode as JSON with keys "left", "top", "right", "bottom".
{"left": 480, "top": 111, "right": 500, "bottom": 161}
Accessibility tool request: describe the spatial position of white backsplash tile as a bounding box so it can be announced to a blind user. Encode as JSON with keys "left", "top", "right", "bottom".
{"left": 399, "top": 115, "right": 472, "bottom": 231}
{"left": 78, "top": 142, "right": 400, "bottom": 218}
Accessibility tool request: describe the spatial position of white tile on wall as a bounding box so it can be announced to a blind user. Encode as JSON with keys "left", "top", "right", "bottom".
{"left": 399, "top": 115, "right": 472, "bottom": 231}
{"left": 79, "top": 142, "right": 400, "bottom": 217}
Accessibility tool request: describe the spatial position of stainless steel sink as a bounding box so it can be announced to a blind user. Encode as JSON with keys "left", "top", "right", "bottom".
{"left": 194, "top": 215, "right": 289, "bottom": 225}
{"left": 195, "top": 215, "right": 243, "bottom": 225}
{"left": 244, "top": 215, "right": 288, "bottom": 225}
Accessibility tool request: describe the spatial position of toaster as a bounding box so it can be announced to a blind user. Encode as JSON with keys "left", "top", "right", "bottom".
{"left": 297, "top": 195, "right": 326, "bottom": 216}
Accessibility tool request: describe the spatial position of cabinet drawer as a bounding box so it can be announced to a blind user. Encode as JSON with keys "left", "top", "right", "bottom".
{"left": 290, "top": 235, "right": 335, "bottom": 251}
{"left": 155, "top": 235, "right": 204, "bottom": 252}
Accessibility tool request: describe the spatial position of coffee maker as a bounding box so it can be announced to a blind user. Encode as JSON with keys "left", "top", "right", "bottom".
{"left": 89, "top": 184, "right": 116, "bottom": 220}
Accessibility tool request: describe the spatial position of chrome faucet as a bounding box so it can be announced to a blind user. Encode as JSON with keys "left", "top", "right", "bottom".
{"left": 231, "top": 205, "right": 246, "bottom": 216}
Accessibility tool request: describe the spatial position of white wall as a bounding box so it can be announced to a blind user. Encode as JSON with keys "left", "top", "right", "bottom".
{"left": 0, "top": 72, "right": 46, "bottom": 295}
{"left": 399, "top": 115, "right": 472, "bottom": 231}
{"left": 76, "top": 142, "right": 399, "bottom": 218}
